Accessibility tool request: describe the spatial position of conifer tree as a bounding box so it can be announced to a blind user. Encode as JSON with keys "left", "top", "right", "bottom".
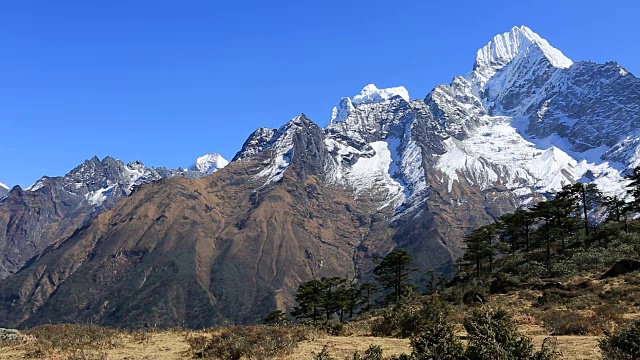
{"left": 292, "top": 279, "right": 324, "bottom": 322}
{"left": 338, "top": 277, "right": 360, "bottom": 320}
{"left": 499, "top": 213, "right": 520, "bottom": 255}
{"left": 604, "top": 195, "right": 631, "bottom": 232}
{"left": 532, "top": 200, "right": 557, "bottom": 264}
{"left": 514, "top": 208, "right": 533, "bottom": 252}
{"left": 626, "top": 166, "right": 640, "bottom": 212}
{"left": 359, "top": 282, "right": 376, "bottom": 313}
{"left": 463, "top": 225, "right": 494, "bottom": 278}
{"left": 373, "top": 249, "right": 417, "bottom": 304}
{"left": 319, "top": 277, "right": 346, "bottom": 322}
{"left": 561, "top": 183, "right": 602, "bottom": 236}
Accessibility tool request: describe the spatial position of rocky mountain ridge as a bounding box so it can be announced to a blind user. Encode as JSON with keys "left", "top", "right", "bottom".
{"left": 0, "top": 153, "right": 227, "bottom": 279}
{"left": 0, "top": 25, "right": 638, "bottom": 328}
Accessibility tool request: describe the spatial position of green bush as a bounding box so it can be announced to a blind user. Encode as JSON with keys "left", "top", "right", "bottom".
{"left": 382, "top": 297, "right": 465, "bottom": 359}
{"left": 370, "top": 304, "right": 420, "bottom": 338}
{"left": 352, "top": 344, "right": 384, "bottom": 360}
{"left": 464, "top": 307, "right": 559, "bottom": 360}
{"left": 370, "top": 296, "right": 455, "bottom": 338}
{"left": 409, "top": 310, "right": 465, "bottom": 359}
{"left": 599, "top": 319, "right": 640, "bottom": 360}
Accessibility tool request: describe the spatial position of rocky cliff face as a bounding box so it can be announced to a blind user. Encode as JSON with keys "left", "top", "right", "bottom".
{"left": 0, "top": 25, "right": 638, "bottom": 328}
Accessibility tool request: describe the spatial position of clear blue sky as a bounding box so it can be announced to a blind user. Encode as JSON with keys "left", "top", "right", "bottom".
{"left": 1, "top": 0, "right": 639, "bottom": 187}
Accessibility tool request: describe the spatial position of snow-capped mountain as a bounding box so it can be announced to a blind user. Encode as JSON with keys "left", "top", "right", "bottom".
{"left": 1, "top": 25, "right": 640, "bottom": 328}
{"left": 236, "top": 25, "right": 637, "bottom": 237}
{"left": 0, "top": 182, "right": 8, "bottom": 198}
{"left": 321, "top": 25, "right": 633, "bottom": 212}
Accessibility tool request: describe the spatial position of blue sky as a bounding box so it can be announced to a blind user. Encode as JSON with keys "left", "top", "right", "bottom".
{"left": 1, "top": 0, "right": 639, "bottom": 187}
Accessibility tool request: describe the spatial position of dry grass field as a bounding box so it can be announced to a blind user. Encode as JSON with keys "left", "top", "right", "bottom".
{"left": 0, "top": 324, "right": 601, "bottom": 359}
{"left": 5, "top": 271, "right": 639, "bottom": 359}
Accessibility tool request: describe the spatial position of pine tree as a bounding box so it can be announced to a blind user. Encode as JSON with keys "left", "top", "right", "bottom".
{"left": 342, "top": 279, "right": 360, "bottom": 319}
{"left": 515, "top": 209, "right": 533, "bottom": 252}
{"left": 561, "top": 183, "right": 602, "bottom": 237}
{"left": 603, "top": 194, "right": 632, "bottom": 234}
{"left": 359, "top": 282, "right": 376, "bottom": 313}
{"left": 626, "top": 166, "right": 640, "bottom": 212}
{"left": 319, "top": 277, "right": 346, "bottom": 322}
{"left": 532, "top": 200, "right": 557, "bottom": 264}
{"left": 554, "top": 185, "right": 583, "bottom": 245}
{"left": 292, "top": 279, "right": 324, "bottom": 322}
{"left": 373, "top": 249, "right": 417, "bottom": 305}
{"left": 463, "top": 225, "right": 494, "bottom": 279}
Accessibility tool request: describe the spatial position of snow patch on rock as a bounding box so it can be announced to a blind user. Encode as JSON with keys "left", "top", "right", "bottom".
{"left": 27, "top": 180, "right": 45, "bottom": 192}
{"left": 353, "top": 84, "right": 410, "bottom": 106}
{"left": 435, "top": 116, "right": 626, "bottom": 196}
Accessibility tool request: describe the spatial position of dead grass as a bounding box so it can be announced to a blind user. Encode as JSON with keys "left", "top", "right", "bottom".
{"left": 2, "top": 272, "right": 630, "bottom": 360}
{"left": 0, "top": 325, "right": 603, "bottom": 360}
{"left": 285, "top": 335, "right": 410, "bottom": 359}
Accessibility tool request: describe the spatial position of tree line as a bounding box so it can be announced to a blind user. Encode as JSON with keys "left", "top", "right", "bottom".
{"left": 462, "top": 167, "right": 640, "bottom": 279}
{"left": 271, "top": 248, "right": 418, "bottom": 324}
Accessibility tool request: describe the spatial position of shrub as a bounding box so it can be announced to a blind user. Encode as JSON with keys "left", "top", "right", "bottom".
{"left": 542, "top": 310, "right": 603, "bottom": 335}
{"left": 383, "top": 297, "right": 465, "bottom": 359}
{"left": 262, "top": 310, "right": 289, "bottom": 325}
{"left": 371, "top": 296, "right": 455, "bottom": 338}
{"left": 188, "top": 325, "right": 310, "bottom": 359}
{"left": 313, "top": 345, "right": 333, "bottom": 360}
{"left": 370, "top": 304, "right": 420, "bottom": 337}
{"left": 489, "top": 272, "right": 520, "bottom": 294}
{"left": 594, "top": 304, "right": 627, "bottom": 323}
{"left": 22, "top": 324, "right": 123, "bottom": 357}
{"left": 464, "top": 307, "right": 559, "bottom": 360}
{"left": 363, "top": 344, "right": 384, "bottom": 360}
{"left": 410, "top": 313, "right": 465, "bottom": 359}
{"left": 600, "top": 319, "right": 640, "bottom": 360}
{"left": 350, "top": 344, "right": 385, "bottom": 360}
{"left": 316, "top": 320, "right": 345, "bottom": 336}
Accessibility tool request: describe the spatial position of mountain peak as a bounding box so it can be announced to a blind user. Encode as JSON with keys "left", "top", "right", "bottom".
{"left": 188, "top": 153, "right": 229, "bottom": 174}
{"left": 329, "top": 84, "right": 410, "bottom": 125}
{"left": 470, "top": 25, "right": 573, "bottom": 88}
{"left": 352, "top": 83, "right": 410, "bottom": 106}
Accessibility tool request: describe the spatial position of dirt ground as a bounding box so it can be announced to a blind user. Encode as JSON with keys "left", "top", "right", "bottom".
{"left": 0, "top": 328, "right": 600, "bottom": 360}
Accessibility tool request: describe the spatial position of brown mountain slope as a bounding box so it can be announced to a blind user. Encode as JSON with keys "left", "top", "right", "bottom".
{"left": 0, "top": 151, "right": 397, "bottom": 328}
{"left": 0, "top": 184, "right": 98, "bottom": 280}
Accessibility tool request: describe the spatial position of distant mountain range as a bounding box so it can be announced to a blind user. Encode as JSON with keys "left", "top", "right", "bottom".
{"left": 0, "top": 25, "right": 638, "bottom": 329}
{"left": 0, "top": 153, "right": 227, "bottom": 279}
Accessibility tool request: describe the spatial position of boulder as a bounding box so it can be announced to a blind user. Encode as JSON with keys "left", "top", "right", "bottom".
{"left": 0, "top": 327, "right": 18, "bottom": 340}
{"left": 601, "top": 259, "right": 640, "bottom": 279}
